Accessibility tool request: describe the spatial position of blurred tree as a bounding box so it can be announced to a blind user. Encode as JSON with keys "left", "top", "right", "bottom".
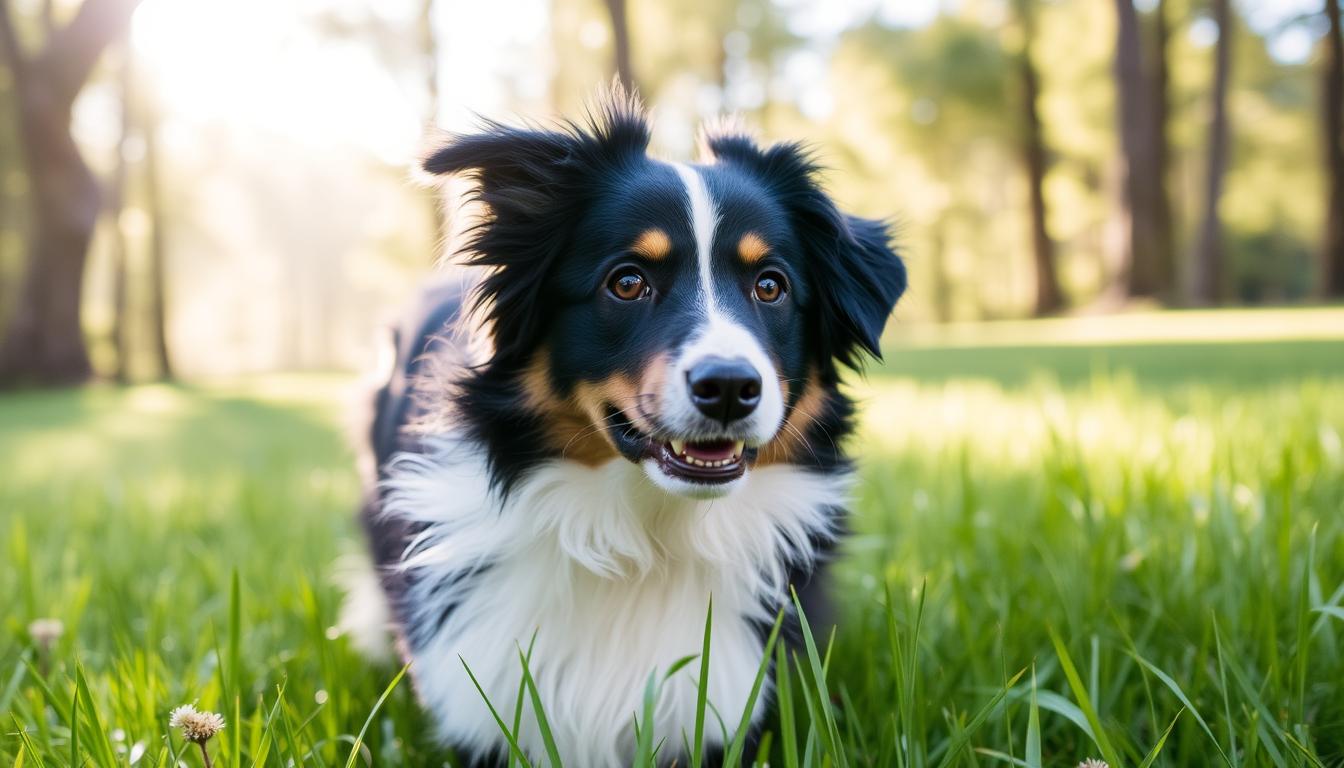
{"left": 419, "top": 0, "right": 447, "bottom": 250}
{"left": 1013, "top": 0, "right": 1063, "bottom": 315}
{"left": 1114, "top": 0, "right": 1165, "bottom": 300}
{"left": 109, "top": 41, "right": 131, "bottom": 382}
{"left": 838, "top": 17, "right": 1015, "bottom": 319}
{"left": 141, "top": 83, "right": 171, "bottom": 379}
{"left": 0, "top": 0, "right": 142, "bottom": 386}
{"left": 1148, "top": 0, "right": 1175, "bottom": 298}
{"left": 1323, "top": 0, "right": 1344, "bottom": 297}
{"left": 602, "top": 0, "right": 635, "bottom": 92}
{"left": 1191, "top": 0, "right": 1232, "bottom": 305}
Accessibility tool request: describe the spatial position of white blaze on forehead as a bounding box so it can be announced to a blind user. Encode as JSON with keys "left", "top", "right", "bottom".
{"left": 657, "top": 161, "right": 786, "bottom": 449}
{"left": 671, "top": 163, "right": 720, "bottom": 312}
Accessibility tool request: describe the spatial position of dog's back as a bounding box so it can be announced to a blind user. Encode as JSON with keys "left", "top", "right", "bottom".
{"left": 352, "top": 278, "right": 469, "bottom": 641}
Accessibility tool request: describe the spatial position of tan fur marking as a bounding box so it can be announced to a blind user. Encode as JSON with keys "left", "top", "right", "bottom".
{"left": 522, "top": 350, "right": 618, "bottom": 466}
{"left": 757, "top": 371, "right": 827, "bottom": 466}
{"left": 631, "top": 228, "right": 672, "bottom": 261}
{"left": 738, "top": 232, "right": 770, "bottom": 264}
{"left": 524, "top": 351, "right": 670, "bottom": 467}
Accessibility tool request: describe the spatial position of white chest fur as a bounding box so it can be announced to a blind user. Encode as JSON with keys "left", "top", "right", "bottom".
{"left": 379, "top": 439, "right": 848, "bottom": 767}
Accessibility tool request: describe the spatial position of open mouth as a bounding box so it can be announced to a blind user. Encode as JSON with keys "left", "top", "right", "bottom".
{"left": 607, "top": 406, "right": 751, "bottom": 486}
{"left": 655, "top": 438, "right": 747, "bottom": 484}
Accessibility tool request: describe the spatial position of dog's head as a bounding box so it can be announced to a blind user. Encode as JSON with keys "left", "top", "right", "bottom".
{"left": 425, "top": 97, "right": 905, "bottom": 498}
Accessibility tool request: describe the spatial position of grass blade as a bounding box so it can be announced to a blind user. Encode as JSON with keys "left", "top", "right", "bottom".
{"left": 932, "top": 667, "right": 1025, "bottom": 768}
{"left": 510, "top": 634, "right": 539, "bottom": 768}
{"left": 1025, "top": 667, "right": 1042, "bottom": 768}
{"left": 691, "top": 597, "right": 712, "bottom": 768}
{"left": 1136, "top": 709, "right": 1183, "bottom": 768}
{"left": 519, "top": 646, "right": 564, "bottom": 767}
{"left": 343, "top": 663, "right": 409, "bottom": 768}
{"left": 69, "top": 678, "right": 79, "bottom": 768}
{"left": 789, "top": 586, "right": 847, "bottom": 768}
{"left": 776, "top": 640, "right": 798, "bottom": 768}
{"left": 1048, "top": 627, "right": 1122, "bottom": 767}
{"left": 461, "top": 657, "right": 532, "bottom": 767}
{"left": 1129, "top": 652, "right": 1232, "bottom": 766}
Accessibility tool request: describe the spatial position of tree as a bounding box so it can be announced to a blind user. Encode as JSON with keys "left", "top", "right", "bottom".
{"left": 141, "top": 85, "right": 172, "bottom": 379}
{"left": 1190, "top": 0, "right": 1232, "bottom": 305}
{"left": 1148, "top": 0, "right": 1175, "bottom": 298}
{"left": 0, "top": 0, "right": 144, "bottom": 386}
{"left": 419, "top": 0, "right": 447, "bottom": 252}
{"left": 1014, "top": 0, "right": 1063, "bottom": 316}
{"left": 109, "top": 42, "right": 132, "bottom": 381}
{"left": 1113, "top": 0, "right": 1164, "bottom": 300}
{"left": 1323, "top": 0, "right": 1344, "bottom": 298}
{"left": 602, "top": 0, "right": 635, "bottom": 92}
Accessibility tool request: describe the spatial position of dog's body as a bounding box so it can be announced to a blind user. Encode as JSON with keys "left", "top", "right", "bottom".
{"left": 356, "top": 96, "right": 904, "bottom": 766}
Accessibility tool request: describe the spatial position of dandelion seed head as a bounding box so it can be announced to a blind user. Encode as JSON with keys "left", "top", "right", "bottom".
{"left": 1078, "top": 760, "right": 1109, "bottom": 768}
{"left": 169, "top": 704, "right": 225, "bottom": 743}
{"left": 28, "top": 618, "right": 64, "bottom": 645}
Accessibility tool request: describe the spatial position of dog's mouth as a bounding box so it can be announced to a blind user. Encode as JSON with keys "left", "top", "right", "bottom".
{"left": 656, "top": 438, "right": 747, "bottom": 483}
{"left": 608, "top": 406, "right": 754, "bottom": 486}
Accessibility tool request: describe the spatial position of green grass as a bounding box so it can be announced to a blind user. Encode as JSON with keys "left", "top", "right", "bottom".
{"left": 2, "top": 314, "right": 1343, "bottom": 767}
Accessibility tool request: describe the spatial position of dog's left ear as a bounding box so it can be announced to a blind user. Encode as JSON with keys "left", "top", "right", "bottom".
{"left": 707, "top": 134, "right": 906, "bottom": 371}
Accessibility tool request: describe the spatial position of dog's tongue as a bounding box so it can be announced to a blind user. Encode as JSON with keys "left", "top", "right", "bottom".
{"left": 683, "top": 439, "right": 737, "bottom": 462}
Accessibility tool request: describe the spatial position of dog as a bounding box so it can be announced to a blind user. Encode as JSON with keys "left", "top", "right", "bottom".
{"left": 354, "top": 93, "right": 905, "bottom": 766}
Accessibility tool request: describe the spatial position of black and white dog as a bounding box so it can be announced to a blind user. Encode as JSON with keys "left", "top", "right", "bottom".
{"left": 355, "top": 94, "right": 905, "bottom": 766}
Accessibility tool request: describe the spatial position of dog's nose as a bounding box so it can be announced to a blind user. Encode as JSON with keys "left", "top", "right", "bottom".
{"left": 686, "top": 356, "right": 762, "bottom": 424}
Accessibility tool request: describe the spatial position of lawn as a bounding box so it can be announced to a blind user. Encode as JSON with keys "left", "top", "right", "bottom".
{"left": 2, "top": 310, "right": 1343, "bottom": 767}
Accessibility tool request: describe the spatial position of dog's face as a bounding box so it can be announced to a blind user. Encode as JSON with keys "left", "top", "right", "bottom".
{"left": 426, "top": 101, "right": 905, "bottom": 498}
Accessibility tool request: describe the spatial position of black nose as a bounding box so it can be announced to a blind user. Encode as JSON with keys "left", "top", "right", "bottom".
{"left": 686, "top": 356, "right": 762, "bottom": 425}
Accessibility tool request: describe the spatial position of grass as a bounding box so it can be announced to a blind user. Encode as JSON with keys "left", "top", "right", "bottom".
{"left": 2, "top": 312, "right": 1343, "bottom": 767}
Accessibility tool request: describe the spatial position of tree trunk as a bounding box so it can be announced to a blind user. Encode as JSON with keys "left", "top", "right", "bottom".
{"left": 1114, "top": 0, "right": 1162, "bottom": 300}
{"left": 0, "top": 0, "right": 144, "bottom": 387}
{"left": 419, "top": 0, "right": 447, "bottom": 254}
{"left": 1323, "top": 0, "right": 1344, "bottom": 298}
{"left": 109, "top": 42, "right": 132, "bottom": 382}
{"left": 931, "top": 219, "right": 952, "bottom": 323}
{"left": 1190, "top": 0, "right": 1232, "bottom": 306}
{"left": 1149, "top": 0, "right": 1175, "bottom": 298}
{"left": 0, "top": 96, "right": 100, "bottom": 384}
{"left": 602, "top": 0, "right": 635, "bottom": 93}
{"left": 141, "top": 93, "right": 172, "bottom": 379}
{"left": 1017, "top": 0, "right": 1062, "bottom": 316}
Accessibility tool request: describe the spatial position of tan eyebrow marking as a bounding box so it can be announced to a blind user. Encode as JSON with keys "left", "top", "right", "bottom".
{"left": 630, "top": 228, "right": 672, "bottom": 260}
{"left": 738, "top": 232, "right": 770, "bottom": 264}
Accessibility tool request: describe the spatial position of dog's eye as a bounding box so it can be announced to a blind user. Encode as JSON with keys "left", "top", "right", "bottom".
{"left": 753, "top": 271, "right": 787, "bottom": 304}
{"left": 607, "top": 267, "right": 650, "bottom": 301}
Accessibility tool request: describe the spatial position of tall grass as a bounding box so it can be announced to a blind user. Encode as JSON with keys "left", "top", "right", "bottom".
{"left": 1, "top": 342, "right": 1341, "bottom": 766}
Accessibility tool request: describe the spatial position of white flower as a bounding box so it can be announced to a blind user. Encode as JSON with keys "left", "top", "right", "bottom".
{"left": 168, "top": 704, "right": 225, "bottom": 743}
{"left": 27, "top": 618, "right": 64, "bottom": 645}
{"left": 1078, "top": 760, "right": 1109, "bottom": 768}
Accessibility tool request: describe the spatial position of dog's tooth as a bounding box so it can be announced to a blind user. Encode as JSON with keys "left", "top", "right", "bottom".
{"left": 670, "top": 439, "right": 685, "bottom": 456}
{"left": 732, "top": 440, "right": 745, "bottom": 458}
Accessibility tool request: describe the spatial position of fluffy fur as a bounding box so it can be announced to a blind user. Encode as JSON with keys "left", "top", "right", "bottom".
{"left": 353, "top": 92, "right": 905, "bottom": 766}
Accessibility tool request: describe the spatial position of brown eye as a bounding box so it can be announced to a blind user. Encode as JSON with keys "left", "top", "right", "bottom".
{"left": 754, "top": 271, "right": 786, "bottom": 303}
{"left": 608, "top": 268, "right": 650, "bottom": 301}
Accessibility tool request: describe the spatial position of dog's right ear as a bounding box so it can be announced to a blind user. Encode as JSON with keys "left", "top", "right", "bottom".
{"left": 421, "top": 98, "right": 650, "bottom": 365}
{"left": 423, "top": 126, "right": 577, "bottom": 211}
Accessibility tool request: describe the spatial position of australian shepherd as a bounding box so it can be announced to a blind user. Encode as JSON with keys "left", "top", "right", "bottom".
{"left": 353, "top": 92, "right": 905, "bottom": 766}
